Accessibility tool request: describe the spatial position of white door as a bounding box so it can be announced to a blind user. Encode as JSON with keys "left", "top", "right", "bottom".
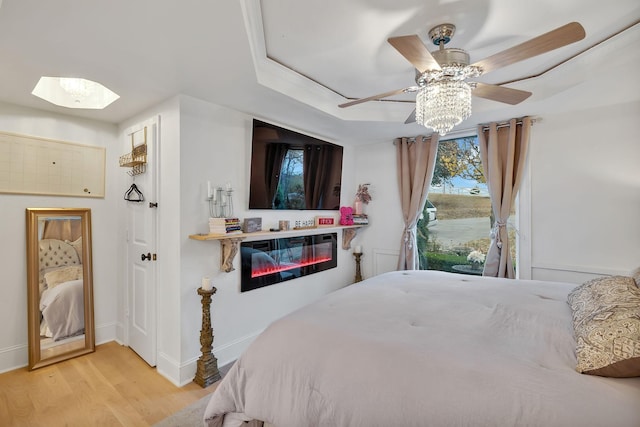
{"left": 126, "top": 118, "right": 158, "bottom": 366}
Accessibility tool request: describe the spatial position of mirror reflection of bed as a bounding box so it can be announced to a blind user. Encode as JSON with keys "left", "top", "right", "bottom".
{"left": 37, "top": 219, "right": 86, "bottom": 359}
{"left": 27, "top": 208, "right": 95, "bottom": 370}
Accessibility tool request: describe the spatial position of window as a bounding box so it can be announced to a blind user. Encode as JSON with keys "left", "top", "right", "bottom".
{"left": 417, "top": 136, "right": 516, "bottom": 273}
{"left": 273, "top": 149, "right": 305, "bottom": 209}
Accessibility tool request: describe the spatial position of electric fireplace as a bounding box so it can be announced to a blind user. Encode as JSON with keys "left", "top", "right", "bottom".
{"left": 240, "top": 233, "right": 337, "bottom": 292}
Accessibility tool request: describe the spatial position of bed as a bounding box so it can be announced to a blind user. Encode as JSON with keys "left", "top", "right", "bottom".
{"left": 38, "top": 238, "right": 85, "bottom": 341}
{"left": 204, "top": 270, "right": 640, "bottom": 427}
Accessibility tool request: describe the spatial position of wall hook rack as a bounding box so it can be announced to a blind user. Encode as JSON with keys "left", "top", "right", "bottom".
{"left": 119, "top": 126, "right": 147, "bottom": 177}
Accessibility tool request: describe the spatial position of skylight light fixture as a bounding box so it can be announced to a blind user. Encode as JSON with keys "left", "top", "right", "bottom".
{"left": 32, "top": 77, "right": 119, "bottom": 109}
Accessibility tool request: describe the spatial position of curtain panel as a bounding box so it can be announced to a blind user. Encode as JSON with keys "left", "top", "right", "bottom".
{"left": 395, "top": 135, "right": 440, "bottom": 270}
{"left": 478, "top": 117, "right": 532, "bottom": 278}
{"left": 42, "top": 219, "right": 82, "bottom": 241}
{"left": 303, "top": 144, "right": 333, "bottom": 209}
{"left": 264, "top": 143, "right": 289, "bottom": 209}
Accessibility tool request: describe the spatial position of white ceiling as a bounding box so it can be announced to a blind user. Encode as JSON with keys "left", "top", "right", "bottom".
{"left": 0, "top": 0, "right": 638, "bottom": 145}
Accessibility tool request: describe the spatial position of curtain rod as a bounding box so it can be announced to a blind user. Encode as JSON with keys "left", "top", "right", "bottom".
{"left": 478, "top": 117, "right": 538, "bottom": 130}
{"left": 395, "top": 117, "right": 538, "bottom": 143}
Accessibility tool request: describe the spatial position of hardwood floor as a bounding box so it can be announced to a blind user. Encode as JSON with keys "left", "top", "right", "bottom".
{"left": 0, "top": 341, "right": 218, "bottom": 426}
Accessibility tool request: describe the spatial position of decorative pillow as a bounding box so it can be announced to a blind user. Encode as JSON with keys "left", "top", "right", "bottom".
{"left": 44, "top": 265, "right": 83, "bottom": 289}
{"left": 632, "top": 266, "right": 640, "bottom": 287}
{"left": 567, "top": 276, "right": 640, "bottom": 377}
{"left": 65, "top": 236, "right": 83, "bottom": 264}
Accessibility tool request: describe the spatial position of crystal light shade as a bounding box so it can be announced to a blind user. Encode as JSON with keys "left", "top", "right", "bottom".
{"left": 416, "top": 79, "right": 472, "bottom": 136}
{"left": 415, "top": 63, "right": 480, "bottom": 135}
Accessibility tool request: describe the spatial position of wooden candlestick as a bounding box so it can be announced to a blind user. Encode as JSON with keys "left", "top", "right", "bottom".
{"left": 193, "top": 287, "right": 221, "bottom": 387}
{"left": 353, "top": 252, "right": 363, "bottom": 283}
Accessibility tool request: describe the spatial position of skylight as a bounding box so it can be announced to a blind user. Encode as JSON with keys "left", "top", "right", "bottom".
{"left": 32, "top": 77, "right": 119, "bottom": 109}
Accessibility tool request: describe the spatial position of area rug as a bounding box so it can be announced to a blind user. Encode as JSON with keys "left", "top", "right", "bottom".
{"left": 153, "top": 394, "right": 212, "bottom": 427}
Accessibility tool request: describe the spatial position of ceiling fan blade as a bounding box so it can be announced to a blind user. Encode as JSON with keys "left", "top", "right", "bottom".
{"left": 473, "top": 82, "right": 532, "bottom": 105}
{"left": 339, "top": 87, "right": 416, "bottom": 108}
{"left": 404, "top": 109, "right": 416, "bottom": 124}
{"left": 388, "top": 35, "right": 441, "bottom": 73}
{"left": 471, "top": 22, "right": 586, "bottom": 75}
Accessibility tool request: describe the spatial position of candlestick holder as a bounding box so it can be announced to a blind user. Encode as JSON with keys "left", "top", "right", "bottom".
{"left": 353, "top": 252, "right": 363, "bottom": 283}
{"left": 194, "top": 287, "right": 221, "bottom": 387}
{"left": 207, "top": 186, "right": 234, "bottom": 218}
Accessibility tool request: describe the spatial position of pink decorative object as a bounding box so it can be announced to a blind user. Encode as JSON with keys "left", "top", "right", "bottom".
{"left": 354, "top": 200, "right": 363, "bottom": 215}
{"left": 340, "top": 206, "right": 354, "bottom": 225}
{"left": 354, "top": 183, "right": 371, "bottom": 215}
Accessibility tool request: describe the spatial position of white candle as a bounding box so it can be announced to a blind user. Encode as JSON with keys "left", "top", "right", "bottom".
{"left": 355, "top": 245, "right": 362, "bottom": 253}
{"left": 207, "top": 181, "right": 212, "bottom": 199}
{"left": 201, "top": 276, "right": 212, "bottom": 291}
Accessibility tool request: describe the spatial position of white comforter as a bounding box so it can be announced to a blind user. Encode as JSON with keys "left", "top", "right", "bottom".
{"left": 40, "top": 279, "right": 85, "bottom": 341}
{"left": 204, "top": 270, "right": 640, "bottom": 427}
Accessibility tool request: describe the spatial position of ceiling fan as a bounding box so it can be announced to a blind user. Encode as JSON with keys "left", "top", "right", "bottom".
{"left": 338, "top": 22, "right": 586, "bottom": 134}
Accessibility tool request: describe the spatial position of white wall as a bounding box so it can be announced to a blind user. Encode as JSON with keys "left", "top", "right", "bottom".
{"left": 357, "top": 101, "right": 640, "bottom": 285}
{"left": 351, "top": 141, "right": 405, "bottom": 279}
{"left": 528, "top": 100, "right": 640, "bottom": 282}
{"left": 0, "top": 102, "right": 120, "bottom": 373}
{"left": 117, "top": 95, "right": 358, "bottom": 385}
{"left": 178, "top": 96, "right": 358, "bottom": 382}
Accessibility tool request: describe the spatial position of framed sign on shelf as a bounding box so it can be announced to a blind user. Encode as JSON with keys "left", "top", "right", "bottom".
{"left": 315, "top": 216, "right": 336, "bottom": 227}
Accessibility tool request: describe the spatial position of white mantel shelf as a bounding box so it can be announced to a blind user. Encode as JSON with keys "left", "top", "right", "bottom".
{"left": 189, "top": 225, "right": 365, "bottom": 273}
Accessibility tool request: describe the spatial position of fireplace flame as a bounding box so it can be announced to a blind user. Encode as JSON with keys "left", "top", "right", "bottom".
{"left": 252, "top": 256, "right": 333, "bottom": 278}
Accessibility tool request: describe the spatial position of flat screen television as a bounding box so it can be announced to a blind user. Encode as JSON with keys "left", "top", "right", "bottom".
{"left": 248, "top": 119, "right": 343, "bottom": 210}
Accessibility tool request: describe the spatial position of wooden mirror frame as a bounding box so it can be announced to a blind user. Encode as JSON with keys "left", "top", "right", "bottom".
{"left": 26, "top": 208, "right": 95, "bottom": 370}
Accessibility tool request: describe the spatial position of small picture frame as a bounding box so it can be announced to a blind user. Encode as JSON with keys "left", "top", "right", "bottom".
{"left": 243, "top": 217, "right": 262, "bottom": 233}
{"left": 315, "top": 216, "right": 336, "bottom": 227}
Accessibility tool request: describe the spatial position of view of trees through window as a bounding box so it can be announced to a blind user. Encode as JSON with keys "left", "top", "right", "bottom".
{"left": 274, "top": 149, "right": 304, "bottom": 209}
{"left": 417, "top": 136, "right": 516, "bottom": 274}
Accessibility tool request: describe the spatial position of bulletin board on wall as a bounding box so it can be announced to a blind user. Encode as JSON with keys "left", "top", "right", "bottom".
{"left": 0, "top": 130, "right": 106, "bottom": 198}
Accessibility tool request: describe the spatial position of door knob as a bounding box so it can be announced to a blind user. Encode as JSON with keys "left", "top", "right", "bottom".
{"left": 141, "top": 252, "right": 152, "bottom": 261}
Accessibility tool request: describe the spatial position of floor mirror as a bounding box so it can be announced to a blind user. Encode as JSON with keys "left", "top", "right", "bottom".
{"left": 26, "top": 208, "right": 95, "bottom": 370}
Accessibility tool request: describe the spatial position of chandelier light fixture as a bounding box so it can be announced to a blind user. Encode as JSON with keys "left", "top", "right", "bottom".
{"left": 340, "top": 22, "right": 584, "bottom": 134}
{"left": 415, "top": 63, "right": 480, "bottom": 136}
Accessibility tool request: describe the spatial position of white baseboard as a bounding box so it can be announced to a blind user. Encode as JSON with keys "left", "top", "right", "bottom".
{"left": 157, "top": 329, "right": 264, "bottom": 387}
{"left": 156, "top": 351, "right": 184, "bottom": 387}
{"left": 0, "top": 322, "right": 117, "bottom": 374}
{"left": 115, "top": 321, "right": 127, "bottom": 346}
{"left": 95, "top": 321, "right": 117, "bottom": 345}
{"left": 213, "top": 329, "right": 263, "bottom": 368}
{"left": 0, "top": 343, "right": 28, "bottom": 374}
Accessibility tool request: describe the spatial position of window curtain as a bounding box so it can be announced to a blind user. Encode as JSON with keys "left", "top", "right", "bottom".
{"left": 42, "top": 219, "right": 82, "bottom": 241}
{"left": 303, "top": 144, "right": 332, "bottom": 209}
{"left": 395, "top": 135, "right": 440, "bottom": 270}
{"left": 265, "top": 143, "right": 289, "bottom": 208}
{"left": 477, "top": 117, "right": 531, "bottom": 278}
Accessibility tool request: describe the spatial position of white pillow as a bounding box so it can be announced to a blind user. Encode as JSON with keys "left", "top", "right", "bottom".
{"left": 65, "top": 236, "right": 83, "bottom": 264}
{"left": 44, "top": 265, "right": 83, "bottom": 289}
